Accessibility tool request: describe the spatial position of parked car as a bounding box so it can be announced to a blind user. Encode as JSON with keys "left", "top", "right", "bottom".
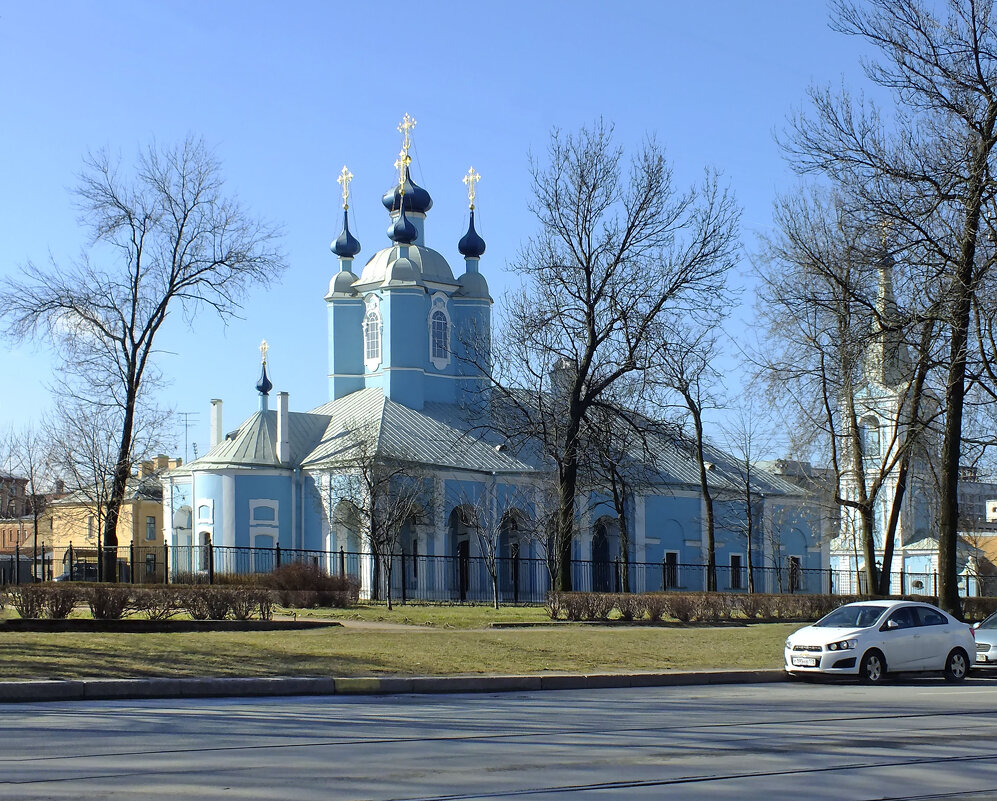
{"left": 785, "top": 599, "right": 975, "bottom": 684}
{"left": 972, "top": 610, "right": 997, "bottom": 667}
{"left": 53, "top": 563, "right": 100, "bottom": 582}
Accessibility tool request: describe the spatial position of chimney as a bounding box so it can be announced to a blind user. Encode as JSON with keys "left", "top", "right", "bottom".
{"left": 210, "top": 399, "right": 223, "bottom": 447}
{"left": 276, "top": 391, "right": 290, "bottom": 465}
{"left": 156, "top": 455, "right": 170, "bottom": 471}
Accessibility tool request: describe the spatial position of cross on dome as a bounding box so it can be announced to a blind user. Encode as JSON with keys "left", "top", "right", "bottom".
{"left": 337, "top": 166, "right": 354, "bottom": 210}
{"left": 259, "top": 339, "right": 269, "bottom": 365}
{"left": 463, "top": 167, "right": 481, "bottom": 210}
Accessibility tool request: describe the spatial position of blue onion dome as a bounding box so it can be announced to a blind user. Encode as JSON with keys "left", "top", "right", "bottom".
{"left": 256, "top": 362, "right": 273, "bottom": 396}
{"left": 388, "top": 196, "right": 418, "bottom": 244}
{"left": 382, "top": 166, "right": 433, "bottom": 214}
{"left": 331, "top": 210, "right": 361, "bottom": 258}
{"left": 458, "top": 209, "right": 486, "bottom": 258}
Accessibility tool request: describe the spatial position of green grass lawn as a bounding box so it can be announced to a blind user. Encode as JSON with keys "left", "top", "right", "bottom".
{"left": 288, "top": 603, "right": 554, "bottom": 628}
{"left": 0, "top": 618, "right": 799, "bottom": 681}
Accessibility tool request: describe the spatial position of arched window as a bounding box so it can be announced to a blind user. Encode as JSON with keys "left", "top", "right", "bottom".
{"left": 428, "top": 294, "right": 451, "bottom": 369}
{"left": 431, "top": 310, "right": 448, "bottom": 360}
{"left": 363, "top": 303, "right": 381, "bottom": 369}
{"left": 860, "top": 416, "right": 880, "bottom": 459}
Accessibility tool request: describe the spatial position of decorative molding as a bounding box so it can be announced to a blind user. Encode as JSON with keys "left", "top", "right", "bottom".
{"left": 428, "top": 293, "right": 451, "bottom": 370}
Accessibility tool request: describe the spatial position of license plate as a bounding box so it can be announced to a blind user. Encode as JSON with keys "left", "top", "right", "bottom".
{"left": 792, "top": 656, "right": 818, "bottom": 667}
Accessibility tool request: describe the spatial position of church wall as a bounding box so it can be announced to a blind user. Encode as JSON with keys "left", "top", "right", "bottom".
{"left": 642, "top": 493, "right": 702, "bottom": 565}
{"left": 233, "top": 474, "right": 292, "bottom": 550}
{"left": 327, "top": 296, "right": 364, "bottom": 400}
{"left": 378, "top": 288, "right": 427, "bottom": 409}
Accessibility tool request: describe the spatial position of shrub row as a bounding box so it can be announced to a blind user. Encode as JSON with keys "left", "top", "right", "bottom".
{"left": 173, "top": 563, "right": 361, "bottom": 608}
{"left": 1, "top": 564, "right": 361, "bottom": 621}
{"left": 545, "top": 591, "right": 997, "bottom": 623}
{"left": 0, "top": 584, "right": 276, "bottom": 621}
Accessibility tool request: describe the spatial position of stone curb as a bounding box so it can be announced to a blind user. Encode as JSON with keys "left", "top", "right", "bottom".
{"left": 0, "top": 670, "right": 786, "bottom": 704}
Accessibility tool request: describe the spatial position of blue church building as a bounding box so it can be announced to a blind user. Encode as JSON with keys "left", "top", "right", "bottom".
{"left": 163, "top": 116, "right": 828, "bottom": 600}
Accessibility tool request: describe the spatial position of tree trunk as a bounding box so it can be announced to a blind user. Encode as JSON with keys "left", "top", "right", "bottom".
{"left": 101, "top": 386, "right": 138, "bottom": 582}
{"left": 860, "top": 505, "right": 877, "bottom": 595}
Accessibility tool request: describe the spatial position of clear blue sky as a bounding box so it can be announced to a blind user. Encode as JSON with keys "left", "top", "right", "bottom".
{"left": 0, "top": 0, "right": 874, "bottom": 461}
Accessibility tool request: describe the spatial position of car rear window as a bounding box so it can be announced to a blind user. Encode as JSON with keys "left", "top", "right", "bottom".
{"left": 814, "top": 605, "right": 885, "bottom": 628}
{"left": 914, "top": 607, "right": 947, "bottom": 626}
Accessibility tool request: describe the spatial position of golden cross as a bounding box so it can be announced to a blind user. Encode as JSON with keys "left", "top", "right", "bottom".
{"left": 394, "top": 149, "right": 410, "bottom": 195}
{"left": 259, "top": 339, "right": 269, "bottom": 365}
{"left": 463, "top": 167, "right": 481, "bottom": 209}
{"left": 397, "top": 113, "right": 417, "bottom": 158}
{"left": 336, "top": 166, "right": 354, "bottom": 210}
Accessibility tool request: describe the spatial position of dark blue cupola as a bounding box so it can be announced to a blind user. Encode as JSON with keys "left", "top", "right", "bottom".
{"left": 388, "top": 194, "right": 418, "bottom": 244}
{"left": 382, "top": 166, "right": 433, "bottom": 215}
{"left": 331, "top": 209, "right": 361, "bottom": 258}
{"left": 458, "top": 209, "right": 486, "bottom": 258}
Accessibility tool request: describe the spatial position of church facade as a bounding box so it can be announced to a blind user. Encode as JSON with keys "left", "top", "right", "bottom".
{"left": 163, "top": 117, "right": 828, "bottom": 600}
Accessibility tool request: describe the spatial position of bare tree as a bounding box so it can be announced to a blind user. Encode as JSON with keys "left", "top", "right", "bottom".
{"left": 721, "top": 399, "right": 779, "bottom": 594}
{"left": 756, "top": 188, "right": 941, "bottom": 596}
{"left": 329, "top": 420, "right": 433, "bottom": 610}
{"left": 782, "top": 0, "right": 997, "bottom": 615}
{"left": 8, "top": 425, "right": 53, "bottom": 581}
{"left": 491, "top": 120, "right": 740, "bottom": 589}
{"left": 0, "top": 138, "right": 285, "bottom": 580}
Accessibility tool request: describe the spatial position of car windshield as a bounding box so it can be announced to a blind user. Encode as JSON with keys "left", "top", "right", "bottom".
{"left": 978, "top": 612, "right": 997, "bottom": 630}
{"left": 813, "top": 605, "right": 886, "bottom": 629}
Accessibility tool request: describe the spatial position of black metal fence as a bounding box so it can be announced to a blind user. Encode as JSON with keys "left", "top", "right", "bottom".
{"left": 0, "top": 542, "right": 953, "bottom": 604}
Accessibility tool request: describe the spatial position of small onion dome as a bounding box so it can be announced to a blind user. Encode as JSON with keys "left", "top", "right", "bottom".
{"left": 382, "top": 166, "right": 433, "bottom": 214}
{"left": 256, "top": 362, "right": 273, "bottom": 396}
{"left": 330, "top": 210, "right": 361, "bottom": 258}
{"left": 458, "top": 209, "right": 486, "bottom": 258}
{"left": 388, "top": 196, "right": 418, "bottom": 244}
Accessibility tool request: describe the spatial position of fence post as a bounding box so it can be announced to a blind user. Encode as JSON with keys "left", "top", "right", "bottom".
{"left": 14, "top": 544, "right": 19, "bottom": 585}
{"left": 827, "top": 567, "right": 833, "bottom": 595}
{"left": 129, "top": 542, "right": 135, "bottom": 584}
{"left": 68, "top": 542, "right": 74, "bottom": 580}
{"left": 401, "top": 549, "right": 407, "bottom": 604}
{"left": 275, "top": 544, "right": 282, "bottom": 569}
{"left": 933, "top": 571, "right": 938, "bottom": 597}
{"left": 207, "top": 538, "right": 215, "bottom": 585}
{"left": 513, "top": 551, "right": 520, "bottom": 604}
{"left": 163, "top": 542, "right": 170, "bottom": 585}
{"left": 339, "top": 547, "right": 346, "bottom": 578}
{"left": 613, "top": 557, "right": 620, "bottom": 593}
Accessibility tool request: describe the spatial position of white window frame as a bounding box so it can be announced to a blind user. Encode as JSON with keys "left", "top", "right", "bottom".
{"left": 363, "top": 295, "right": 382, "bottom": 371}
{"left": 196, "top": 500, "right": 213, "bottom": 524}
{"left": 428, "top": 293, "right": 451, "bottom": 370}
{"left": 250, "top": 499, "right": 279, "bottom": 525}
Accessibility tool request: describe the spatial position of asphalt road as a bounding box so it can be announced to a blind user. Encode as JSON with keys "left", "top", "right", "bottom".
{"left": 3, "top": 678, "right": 997, "bottom": 800}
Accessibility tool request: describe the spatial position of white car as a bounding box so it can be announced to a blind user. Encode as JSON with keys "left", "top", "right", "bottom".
{"left": 785, "top": 600, "right": 975, "bottom": 684}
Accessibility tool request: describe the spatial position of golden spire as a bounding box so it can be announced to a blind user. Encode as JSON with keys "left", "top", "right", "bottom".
{"left": 259, "top": 339, "right": 269, "bottom": 365}
{"left": 463, "top": 166, "right": 482, "bottom": 210}
{"left": 336, "top": 166, "right": 354, "bottom": 210}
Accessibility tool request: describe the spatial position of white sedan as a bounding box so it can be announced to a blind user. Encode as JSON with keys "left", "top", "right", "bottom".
{"left": 785, "top": 599, "right": 975, "bottom": 684}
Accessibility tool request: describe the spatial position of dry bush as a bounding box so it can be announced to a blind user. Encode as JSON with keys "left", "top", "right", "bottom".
{"left": 86, "top": 585, "right": 131, "bottom": 620}
{"left": 560, "top": 592, "right": 586, "bottom": 621}
{"left": 735, "top": 593, "right": 765, "bottom": 620}
{"left": 264, "top": 563, "right": 360, "bottom": 608}
{"left": 615, "top": 593, "right": 647, "bottom": 621}
{"left": 586, "top": 593, "right": 615, "bottom": 621}
{"left": 7, "top": 585, "right": 45, "bottom": 619}
{"left": 230, "top": 587, "right": 276, "bottom": 620}
{"left": 643, "top": 593, "right": 668, "bottom": 621}
{"left": 132, "top": 587, "right": 185, "bottom": 620}
{"left": 666, "top": 594, "right": 696, "bottom": 623}
{"left": 692, "top": 592, "right": 722, "bottom": 621}
{"left": 43, "top": 584, "right": 79, "bottom": 619}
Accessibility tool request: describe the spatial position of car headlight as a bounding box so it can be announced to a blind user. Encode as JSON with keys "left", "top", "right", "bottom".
{"left": 827, "top": 639, "right": 857, "bottom": 651}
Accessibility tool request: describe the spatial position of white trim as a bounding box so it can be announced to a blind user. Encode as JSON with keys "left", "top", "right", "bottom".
{"left": 250, "top": 499, "right": 279, "bottom": 526}
{"left": 363, "top": 295, "right": 382, "bottom": 371}
{"left": 195, "top": 499, "right": 214, "bottom": 524}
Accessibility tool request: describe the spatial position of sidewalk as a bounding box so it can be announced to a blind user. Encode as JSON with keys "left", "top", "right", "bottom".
{"left": 0, "top": 669, "right": 787, "bottom": 704}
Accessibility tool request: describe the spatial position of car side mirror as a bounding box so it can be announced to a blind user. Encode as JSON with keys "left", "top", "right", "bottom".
{"left": 884, "top": 619, "right": 900, "bottom": 630}
{"left": 974, "top": 622, "right": 981, "bottom": 629}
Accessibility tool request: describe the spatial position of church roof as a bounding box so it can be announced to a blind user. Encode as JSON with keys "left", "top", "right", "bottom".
{"left": 356, "top": 244, "right": 456, "bottom": 288}
{"left": 303, "top": 388, "right": 534, "bottom": 473}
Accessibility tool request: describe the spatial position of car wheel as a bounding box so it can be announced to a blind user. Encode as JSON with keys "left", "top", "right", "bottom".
{"left": 944, "top": 648, "right": 969, "bottom": 683}
{"left": 859, "top": 650, "right": 887, "bottom": 684}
